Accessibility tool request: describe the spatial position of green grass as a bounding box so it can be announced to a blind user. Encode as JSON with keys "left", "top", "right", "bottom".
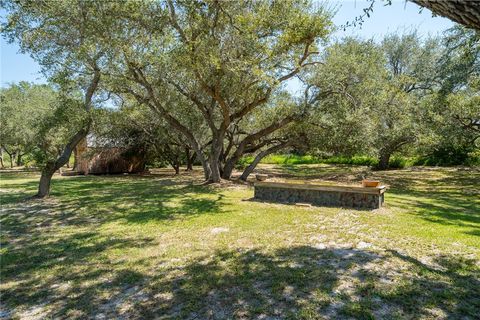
{"left": 1, "top": 166, "right": 479, "bottom": 319}
{"left": 238, "top": 153, "right": 480, "bottom": 169}
{"left": 238, "top": 154, "right": 417, "bottom": 168}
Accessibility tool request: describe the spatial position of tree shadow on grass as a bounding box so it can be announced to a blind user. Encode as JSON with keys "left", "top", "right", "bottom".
{"left": 1, "top": 245, "right": 382, "bottom": 319}
{"left": 124, "top": 248, "right": 479, "bottom": 319}
{"left": 387, "top": 188, "right": 480, "bottom": 236}
{"left": 2, "top": 171, "right": 479, "bottom": 318}
{"left": 5, "top": 245, "right": 475, "bottom": 319}
{"left": 1, "top": 175, "right": 226, "bottom": 237}
{"left": 2, "top": 241, "right": 479, "bottom": 319}
{"left": 1, "top": 174, "right": 228, "bottom": 318}
{"left": 1, "top": 231, "right": 155, "bottom": 280}
{"left": 376, "top": 250, "right": 480, "bottom": 318}
{"left": 157, "top": 248, "right": 479, "bottom": 319}
{"left": 0, "top": 230, "right": 156, "bottom": 317}
{"left": 0, "top": 174, "right": 39, "bottom": 205}
{"left": 373, "top": 168, "right": 480, "bottom": 237}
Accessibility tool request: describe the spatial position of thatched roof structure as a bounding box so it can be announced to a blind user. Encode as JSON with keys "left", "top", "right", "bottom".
{"left": 74, "top": 137, "right": 146, "bottom": 175}
{"left": 412, "top": 1, "right": 480, "bottom": 30}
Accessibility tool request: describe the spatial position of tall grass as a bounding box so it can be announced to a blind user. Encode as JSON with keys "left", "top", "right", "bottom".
{"left": 237, "top": 154, "right": 420, "bottom": 169}
{"left": 236, "top": 152, "right": 480, "bottom": 170}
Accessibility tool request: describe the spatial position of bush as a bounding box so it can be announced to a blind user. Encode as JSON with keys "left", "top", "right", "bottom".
{"left": 388, "top": 156, "right": 407, "bottom": 169}
{"left": 466, "top": 150, "right": 480, "bottom": 166}
{"left": 320, "top": 155, "right": 378, "bottom": 166}
{"left": 412, "top": 145, "right": 479, "bottom": 166}
{"left": 235, "top": 156, "right": 254, "bottom": 169}
{"left": 237, "top": 154, "right": 321, "bottom": 165}
{"left": 237, "top": 154, "right": 378, "bottom": 167}
{"left": 263, "top": 154, "right": 319, "bottom": 165}
{"left": 236, "top": 151, "right": 479, "bottom": 170}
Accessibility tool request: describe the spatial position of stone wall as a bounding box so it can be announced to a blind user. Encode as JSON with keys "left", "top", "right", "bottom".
{"left": 254, "top": 182, "right": 386, "bottom": 210}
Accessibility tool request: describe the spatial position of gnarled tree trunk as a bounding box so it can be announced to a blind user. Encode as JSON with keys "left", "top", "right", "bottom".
{"left": 8, "top": 150, "right": 16, "bottom": 168}
{"left": 72, "top": 147, "right": 78, "bottom": 171}
{"left": 35, "top": 128, "right": 89, "bottom": 198}
{"left": 172, "top": 162, "right": 180, "bottom": 174}
{"left": 38, "top": 162, "right": 56, "bottom": 198}
{"left": 17, "top": 153, "right": 23, "bottom": 167}
{"left": 377, "top": 151, "right": 391, "bottom": 170}
{"left": 221, "top": 117, "right": 296, "bottom": 180}
{"left": 411, "top": 1, "right": 480, "bottom": 30}
{"left": 2, "top": 146, "right": 17, "bottom": 168}
{"left": 240, "top": 140, "right": 293, "bottom": 181}
{"left": 35, "top": 66, "right": 99, "bottom": 198}
{"left": 185, "top": 147, "right": 195, "bottom": 171}
{"left": 375, "top": 136, "right": 415, "bottom": 171}
{"left": 209, "top": 157, "right": 221, "bottom": 182}
{"left": 208, "top": 133, "right": 225, "bottom": 183}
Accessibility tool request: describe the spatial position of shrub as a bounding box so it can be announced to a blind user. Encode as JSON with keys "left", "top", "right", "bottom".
{"left": 413, "top": 145, "right": 479, "bottom": 166}
{"left": 388, "top": 156, "right": 407, "bottom": 169}
{"left": 236, "top": 151, "right": 478, "bottom": 170}
{"left": 259, "top": 154, "right": 319, "bottom": 165}
{"left": 466, "top": 150, "right": 480, "bottom": 166}
{"left": 235, "top": 155, "right": 254, "bottom": 169}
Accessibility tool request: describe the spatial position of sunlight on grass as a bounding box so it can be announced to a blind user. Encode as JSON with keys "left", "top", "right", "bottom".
{"left": 1, "top": 166, "right": 479, "bottom": 319}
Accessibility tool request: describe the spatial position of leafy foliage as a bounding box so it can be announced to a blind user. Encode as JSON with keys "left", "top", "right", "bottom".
{"left": 0, "top": 82, "right": 59, "bottom": 167}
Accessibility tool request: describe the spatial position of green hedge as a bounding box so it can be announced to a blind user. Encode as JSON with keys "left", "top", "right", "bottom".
{"left": 236, "top": 154, "right": 381, "bottom": 168}
{"left": 411, "top": 147, "right": 480, "bottom": 167}
{"left": 236, "top": 152, "right": 479, "bottom": 170}
{"left": 237, "top": 154, "right": 477, "bottom": 169}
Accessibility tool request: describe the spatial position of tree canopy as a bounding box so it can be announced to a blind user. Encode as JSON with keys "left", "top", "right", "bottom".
{"left": 1, "top": 0, "right": 479, "bottom": 197}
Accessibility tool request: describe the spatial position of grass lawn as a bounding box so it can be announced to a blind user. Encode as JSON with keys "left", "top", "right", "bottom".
{"left": 1, "top": 165, "right": 479, "bottom": 319}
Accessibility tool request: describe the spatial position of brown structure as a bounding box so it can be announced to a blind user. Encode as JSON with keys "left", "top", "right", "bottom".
{"left": 412, "top": 0, "right": 480, "bottom": 30}
{"left": 73, "top": 138, "right": 146, "bottom": 175}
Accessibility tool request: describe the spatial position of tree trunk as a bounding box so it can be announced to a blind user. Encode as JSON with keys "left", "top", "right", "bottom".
{"left": 10, "top": 151, "right": 17, "bottom": 168}
{"left": 240, "top": 141, "right": 292, "bottom": 181}
{"left": 35, "top": 128, "right": 89, "bottom": 198}
{"left": 35, "top": 67, "right": 100, "bottom": 198}
{"left": 222, "top": 156, "right": 240, "bottom": 180}
{"left": 199, "top": 153, "right": 211, "bottom": 180}
{"left": 209, "top": 157, "right": 221, "bottom": 182}
{"left": 37, "top": 163, "right": 56, "bottom": 198}
{"left": 412, "top": 0, "right": 480, "bottom": 31}
{"left": 377, "top": 151, "right": 391, "bottom": 170}
{"left": 185, "top": 147, "right": 194, "bottom": 171}
{"left": 0, "top": 148, "right": 4, "bottom": 169}
{"left": 208, "top": 133, "right": 226, "bottom": 183}
{"left": 73, "top": 148, "right": 78, "bottom": 171}
{"left": 221, "top": 164, "right": 234, "bottom": 179}
{"left": 209, "top": 147, "right": 223, "bottom": 182}
{"left": 3, "top": 147, "right": 13, "bottom": 168}
{"left": 186, "top": 156, "right": 194, "bottom": 171}
{"left": 376, "top": 137, "right": 414, "bottom": 171}
{"left": 189, "top": 143, "right": 210, "bottom": 180}
{"left": 172, "top": 162, "right": 180, "bottom": 174}
{"left": 17, "top": 153, "right": 23, "bottom": 167}
{"left": 221, "top": 117, "right": 296, "bottom": 180}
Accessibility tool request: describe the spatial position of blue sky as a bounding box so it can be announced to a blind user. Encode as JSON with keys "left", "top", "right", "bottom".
{"left": 1, "top": 0, "right": 454, "bottom": 88}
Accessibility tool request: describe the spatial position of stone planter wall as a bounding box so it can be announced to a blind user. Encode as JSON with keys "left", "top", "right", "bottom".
{"left": 254, "top": 182, "right": 386, "bottom": 210}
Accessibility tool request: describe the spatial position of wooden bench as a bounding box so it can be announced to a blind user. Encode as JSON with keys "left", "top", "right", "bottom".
{"left": 254, "top": 182, "right": 386, "bottom": 209}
